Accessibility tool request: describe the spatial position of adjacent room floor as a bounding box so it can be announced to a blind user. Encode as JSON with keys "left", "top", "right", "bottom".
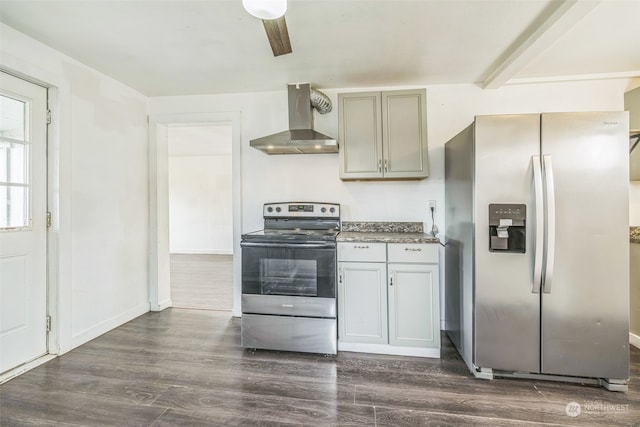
{"left": 1, "top": 308, "right": 638, "bottom": 426}
{"left": 170, "top": 254, "right": 233, "bottom": 311}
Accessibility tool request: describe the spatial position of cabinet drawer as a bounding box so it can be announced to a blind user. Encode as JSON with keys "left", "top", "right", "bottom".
{"left": 387, "top": 243, "right": 438, "bottom": 263}
{"left": 338, "top": 242, "right": 386, "bottom": 262}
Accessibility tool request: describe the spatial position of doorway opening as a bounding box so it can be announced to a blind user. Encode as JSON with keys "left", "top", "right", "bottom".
{"left": 167, "top": 124, "right": 233, "bottom": 311}
{"left": 148, "top": 112, "right": 242, "bottom": 317}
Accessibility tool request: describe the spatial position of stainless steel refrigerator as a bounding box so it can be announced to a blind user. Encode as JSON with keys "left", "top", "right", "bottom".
{"left": 444, "top": 112, "right": 630, "bottom": 391}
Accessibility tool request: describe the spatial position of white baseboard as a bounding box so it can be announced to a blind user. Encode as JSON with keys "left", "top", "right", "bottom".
{"left": 630, "top": 332, "right": 640, "bottom": 349}
{"left": 169, "top": 249, "right": 233, "bottom": 255}
{"left": 338, "top": 341, "right": 440, "bottom": 358}
{"left": 70, "top": 302, "right": 149, "bottom": 350}
{"left": 0, "top": 354, "right": 57, "bottom": 385}
{"left": 151, "top": 299, "right": 172, "bottom": 312}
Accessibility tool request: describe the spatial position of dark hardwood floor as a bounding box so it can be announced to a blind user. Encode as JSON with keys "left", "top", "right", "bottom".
{"left": 1, "top": 308, "right": 638, "bottom": 426}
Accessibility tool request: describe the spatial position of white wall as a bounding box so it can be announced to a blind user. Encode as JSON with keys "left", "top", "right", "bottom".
{"left": 150, "top": 89, "right": 440, "bottom": 233}
{"left": 1, "top": 24, "right": 149, "bottom": 353}
{"left": 627, "top": 78, "right": 640, "bottom": 225}
{"left": 150, "top": 78, "right": 632, "bottom": 323}
{"left": 169, "top": 155, "right": 233, "bottom": 254}
{"left": 150, "top": 79, "right": 631, "bottom": 233}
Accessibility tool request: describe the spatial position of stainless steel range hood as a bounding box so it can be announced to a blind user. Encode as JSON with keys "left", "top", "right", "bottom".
{"left": 250, "top": 84, "right": 338, "bottom": 154}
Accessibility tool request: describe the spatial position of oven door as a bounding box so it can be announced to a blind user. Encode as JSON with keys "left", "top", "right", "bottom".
{"left": 241, "top": 241, "right": 336, "bottom": 298}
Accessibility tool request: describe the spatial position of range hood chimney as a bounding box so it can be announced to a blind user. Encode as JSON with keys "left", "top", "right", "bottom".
{"left": 250, "top": 83, "right": 338, "bottom": 154}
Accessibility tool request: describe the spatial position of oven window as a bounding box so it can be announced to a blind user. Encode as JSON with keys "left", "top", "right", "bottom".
{"left": 241, "top": 245, "right": 336, "bottom": 298}
{"left": 261, "top": 258, "right": 317, "bottom": 296}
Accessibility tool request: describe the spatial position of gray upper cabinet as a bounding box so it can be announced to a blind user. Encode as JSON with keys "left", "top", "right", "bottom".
{"left": 339, "top": 89, "right": 428, "bottom": 180}
{"left": 626, "top": 87, "right": 640, "bottom": 181}
{"left": 338, "top": 92, "right": 383, "bottom": 179}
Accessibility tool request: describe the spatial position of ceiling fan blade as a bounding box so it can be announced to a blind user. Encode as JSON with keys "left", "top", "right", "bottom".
{"left": 262, "top": 16, "right": 292, "bottom": 57}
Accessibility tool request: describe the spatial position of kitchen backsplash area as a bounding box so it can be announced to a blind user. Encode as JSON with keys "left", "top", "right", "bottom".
{"left": 631, "top": 226, "right": 640, "bottom": 244}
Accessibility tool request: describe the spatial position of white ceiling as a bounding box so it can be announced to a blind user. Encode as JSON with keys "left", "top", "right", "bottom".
{"left": 1, "top": 0, "right": 639, "bottom": 97}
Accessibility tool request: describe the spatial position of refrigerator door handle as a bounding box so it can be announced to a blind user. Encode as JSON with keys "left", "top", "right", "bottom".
{"left": 532, "top": 155, "right": 544, "bottom": 294}
{"left": 542, "top": 155, "right": 556, "bottom": 294}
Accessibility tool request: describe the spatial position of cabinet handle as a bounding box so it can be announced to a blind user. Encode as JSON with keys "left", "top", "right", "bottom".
{"left": 339, "top": 273, "right": 342, "bottom": 284}
{"left": 405, "top": 247, "right": 422, "bottom": 252}
{"left": 384, "top": 159, "right": 388, "bottom": 173}
{"left": 378, "top": 159, "right": 382, "bottom": 173}
{"left": 389, "top": 276, "right": 393, "bottom": 286}
{"left": 354, "top": 245, "right": 370, "bottom": 249}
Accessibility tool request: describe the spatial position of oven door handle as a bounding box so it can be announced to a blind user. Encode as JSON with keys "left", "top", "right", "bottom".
{"left": 241, "top": 241, "right": 336, "bottom": 249}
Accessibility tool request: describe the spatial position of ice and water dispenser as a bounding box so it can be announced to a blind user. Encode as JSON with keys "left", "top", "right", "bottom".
{"left": 488, "top": 204, "right": 526, "bottom": 253}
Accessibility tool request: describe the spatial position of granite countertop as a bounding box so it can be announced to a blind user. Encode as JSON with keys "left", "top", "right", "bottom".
{"left": 631, "top": 227, "right": 640, "bottom": 244}
{"left": 337, "top": 231, "right": 440, "bottom": 244}
{"left": 338, "top": 221, "right": 440, "bottom": 244}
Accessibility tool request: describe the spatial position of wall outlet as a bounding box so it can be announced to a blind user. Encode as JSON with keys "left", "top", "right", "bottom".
{"left": 428, "top": 200, "right": 436, "bottom": 211}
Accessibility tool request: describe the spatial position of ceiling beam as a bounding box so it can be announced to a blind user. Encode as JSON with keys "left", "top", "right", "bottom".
{"left": 482, "top": 0, "right": 601, "bottom": 89}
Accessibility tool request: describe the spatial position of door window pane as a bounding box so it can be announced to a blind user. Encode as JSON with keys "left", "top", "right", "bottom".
{"left": 0, "top": 93, "right": 30, "bottom": 230}
{"left": 0, "top": 141, "right": 28, "bottom": 184}
{"left": 0, "top": 96, "right": 26, "bottom": 141}
{"left": 0, "top": 185, "right": 28, "bottom": 228}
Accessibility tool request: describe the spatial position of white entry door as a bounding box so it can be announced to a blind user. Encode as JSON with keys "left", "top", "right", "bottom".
{"left": 0, "top": 71, "right": 48, "bottom": 374}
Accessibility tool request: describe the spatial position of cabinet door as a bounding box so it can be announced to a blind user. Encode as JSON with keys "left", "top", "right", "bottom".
{"left": 338, "top": 262, "right": 387, "bottom": 344}
{"left": 338, "top": 92, "right": 383, "bottom": 179}
{"left": 388, "top": 263, "right": 439, "bottom": 348}
{"left": 382, "top": 89, "right": 429, "bottom": 179}
{"left": 388, "top": 243, "right": 438, "bottom": 264}
{"left": 631, "top": 243, "right": 640, "bottom": 339}
{"left": 625, "top": 88, "right": 640, "bottom": 180}
{"left": 338, "top": 242, "right": 386, "bottom": 262}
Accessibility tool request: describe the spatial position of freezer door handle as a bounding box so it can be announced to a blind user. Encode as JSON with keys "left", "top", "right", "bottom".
{"left": 542, "top": 155, "right": 556, "bottom": 294}
{"left": 532, "top": 155, "right": 544, "bottom": 294}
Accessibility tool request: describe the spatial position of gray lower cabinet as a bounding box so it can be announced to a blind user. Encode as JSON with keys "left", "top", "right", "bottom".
{"left": 388, "top": 262, "right": 439, "bottom": 349}
{"left": 631, "top": 141, "right": 640, "bottom": 181}
{"left": 338, "top": 261, "right": 387, "bottom": 344}
{"left": 337, "top": 242, "right": 440, "bottom": 357}
{"left": 338, "top": 89, "right": 428, "bottom": 180}
{"left": 631, "top": 243, "right": 640, "bottom": 341}
{"left": 625, "top": 88, "right": 640, "bottom": 180}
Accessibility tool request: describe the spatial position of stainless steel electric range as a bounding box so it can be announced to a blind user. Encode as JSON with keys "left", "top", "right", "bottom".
{"left": 240, "top": 202, "right": 340, "bottom": 355}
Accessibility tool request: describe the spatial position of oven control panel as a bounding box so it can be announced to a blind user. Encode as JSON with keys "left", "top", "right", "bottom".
{"left": 263, "top": 202, "right": 340, "bottom": 218}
